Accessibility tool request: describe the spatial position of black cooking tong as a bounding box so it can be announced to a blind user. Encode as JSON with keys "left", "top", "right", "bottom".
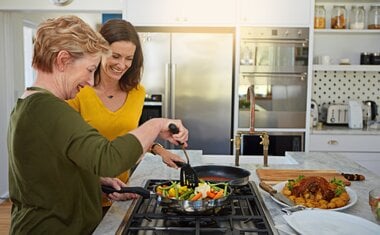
{"left": 169, "top": 123, "right": 199, "bottom": 188}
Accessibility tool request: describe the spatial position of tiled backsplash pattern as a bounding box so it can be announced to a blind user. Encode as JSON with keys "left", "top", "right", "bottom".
{"left": 312, "top": 70, "right": 380, "bottom": 121}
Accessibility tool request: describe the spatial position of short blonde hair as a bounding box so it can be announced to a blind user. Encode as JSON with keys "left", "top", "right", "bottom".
{"left": 32, "top": 15, "right": 110, "bottom": 73}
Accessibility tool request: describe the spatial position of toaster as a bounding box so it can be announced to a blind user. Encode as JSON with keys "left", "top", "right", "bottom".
{"left": 326, "top": 104, "right": 349, "bottom": 124}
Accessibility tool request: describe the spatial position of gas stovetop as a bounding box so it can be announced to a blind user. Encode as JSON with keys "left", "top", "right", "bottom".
{"left": 117, "top": 179, "right": 277, "bottom": 235}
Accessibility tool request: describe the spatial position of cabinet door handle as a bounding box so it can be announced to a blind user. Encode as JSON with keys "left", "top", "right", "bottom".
{"left": 327, "top": 140, "right": 338, "bottom": 145}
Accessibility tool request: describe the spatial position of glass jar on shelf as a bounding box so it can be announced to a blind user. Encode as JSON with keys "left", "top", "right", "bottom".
{"left": 314, "top": 5, "right": 326, "bottom": 29}
{"left": 368, "top": 5, "right": 380, "bottom": 29}
{"left": 331, "top": 5, "right": 347, "bottom": 29}
{"left": 349, "top": 6, "right": 365, "bottom": 29}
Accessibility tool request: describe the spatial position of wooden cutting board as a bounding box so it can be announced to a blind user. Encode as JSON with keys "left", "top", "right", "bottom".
{"left": 256, "top": 169, "right": 351, "bottom": 186}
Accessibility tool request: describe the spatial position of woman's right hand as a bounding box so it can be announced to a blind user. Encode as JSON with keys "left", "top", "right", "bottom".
{"left": 159, "top": 119, "right": 189, "bottom": 147}
{"left": 129, "top": 118, "right": 189, "bottom": 153}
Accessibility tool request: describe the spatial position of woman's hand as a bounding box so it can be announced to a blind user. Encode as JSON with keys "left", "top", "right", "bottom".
{"left": 129, "top": 118, "right": 189, "bottom": 153}
{"left": 151, "top": 144, "right": 186, "bottom": 168}
{"left": 99, "top": 177, "right": 139, "bottom": 201}
{"left": 159, "top": 119, "right": 189, "bottom": 147}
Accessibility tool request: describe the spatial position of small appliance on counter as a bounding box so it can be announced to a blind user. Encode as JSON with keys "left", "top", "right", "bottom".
{"left": 348, "top": 100, "right": 363, "bottom": 129}
{"left": 363, "top": 100, "right": 378, "bottom": 122}
{"left": 326, "top": 104, "right": 348, "bottom": 124}
{"left": 311, "top": 100, "right": 319, "bottom": 127}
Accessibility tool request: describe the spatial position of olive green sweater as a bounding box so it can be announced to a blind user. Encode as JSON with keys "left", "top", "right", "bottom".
{"left": 7, "top": 92, "right": 143, "bottom": 234}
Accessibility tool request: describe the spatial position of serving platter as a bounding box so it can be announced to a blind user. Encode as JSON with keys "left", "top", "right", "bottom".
{"left": 271, "top": 181, "right": 357, "bottom": 211}
{"left": 283, "top": 210, "right": 380, "bottom": 235}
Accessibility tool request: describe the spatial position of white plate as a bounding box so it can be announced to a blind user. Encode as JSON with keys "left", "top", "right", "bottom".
{"left": 271, "top": 181, "right": 357, "bottom": 211}
{"left": 283, "top": 210, "right": 380, "bottom": 235}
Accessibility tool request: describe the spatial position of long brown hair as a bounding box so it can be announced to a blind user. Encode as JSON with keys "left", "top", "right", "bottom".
{"left": 95, "top": 19, "right": 143, "bottom": 92}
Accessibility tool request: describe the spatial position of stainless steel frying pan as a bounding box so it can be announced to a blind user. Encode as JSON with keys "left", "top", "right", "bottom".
{"left": 101, "top": 182, "right": 232, "bottom": 214}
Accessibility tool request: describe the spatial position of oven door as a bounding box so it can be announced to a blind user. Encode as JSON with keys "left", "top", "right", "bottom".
{"left": 240, "top": 39, "right": 308, "bottom": 74}
{"left": 238, "top": 72, "right": 307, "bottom": 129}
{"left": 139, "top": 102, "right": 162, "bottom": 125}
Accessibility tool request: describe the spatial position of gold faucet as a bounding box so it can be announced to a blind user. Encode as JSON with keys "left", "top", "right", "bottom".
{"left": 234, "top": 130, "right": 269, "bottom": 167}
{"left": 234, "top": 83, "right": 270, "bottom": 166}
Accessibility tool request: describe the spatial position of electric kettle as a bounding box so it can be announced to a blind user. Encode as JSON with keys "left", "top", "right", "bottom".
{"left": 363, "top": 100, "right": 378, "bottom": 121}
{"left": 348, "top": 100, "right": 363, "bottom": 129}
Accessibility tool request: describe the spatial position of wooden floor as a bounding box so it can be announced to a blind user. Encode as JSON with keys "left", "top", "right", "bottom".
{"left": 0, "top": 199, "right": 11, "bottom": 235}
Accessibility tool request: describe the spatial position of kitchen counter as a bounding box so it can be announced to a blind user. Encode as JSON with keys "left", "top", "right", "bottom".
{"left": 93, "top": 151, "right": 380, "bottom": 235}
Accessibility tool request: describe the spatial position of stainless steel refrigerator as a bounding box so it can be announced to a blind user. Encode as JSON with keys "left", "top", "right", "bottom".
{"left": 138, "top": 27, "right": 234, "bottom": 154}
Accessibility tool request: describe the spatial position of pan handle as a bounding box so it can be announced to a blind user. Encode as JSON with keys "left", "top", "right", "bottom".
{"left": 101, "top": 185, "right": 151, "bottom": 199}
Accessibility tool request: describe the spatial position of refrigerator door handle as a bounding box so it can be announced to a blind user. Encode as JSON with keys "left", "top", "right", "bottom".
{"left": 170, "top": 63, "right": 176, "bottom": 119}
{"left": 164, "top": 63, "right": 170, "bottom": 118}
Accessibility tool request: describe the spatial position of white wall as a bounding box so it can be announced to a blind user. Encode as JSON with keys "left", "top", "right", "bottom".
{"left": 0, "top": 13, "right": 7, "bottom": 200}
{"left": 0, "top": 0, "right": 124, "bottom": 201}
{"left": 0, "top": 12, "right": 23, "bottom": 200}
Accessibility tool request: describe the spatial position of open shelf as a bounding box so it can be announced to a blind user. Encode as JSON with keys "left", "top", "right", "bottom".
{"left": 314, "top": 29, "right": 380, "bottom": 34}
{"left": 313, "top": 64, "right": 380, "bottom": 71}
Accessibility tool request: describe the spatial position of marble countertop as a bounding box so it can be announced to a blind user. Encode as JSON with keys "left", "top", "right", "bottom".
{"left": 93, "top": 151, "right": 380, "bottom": 235}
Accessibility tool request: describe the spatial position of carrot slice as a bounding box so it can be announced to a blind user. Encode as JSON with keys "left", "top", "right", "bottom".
{"left": 207, "top": 191, "right": 216, "bottom": 199}
{"left": 190, "top": 192, "right": 202, "bottom": 201}
{"left": 213, "top": 189, "right": 224, "bottom": 199}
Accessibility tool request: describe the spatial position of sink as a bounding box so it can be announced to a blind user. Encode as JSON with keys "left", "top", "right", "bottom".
{"left": 201, "top": 154, "right": 298, "bottom": 165}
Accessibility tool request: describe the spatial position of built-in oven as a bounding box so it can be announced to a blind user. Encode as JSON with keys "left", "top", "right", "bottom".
{"left": 238, "top": 27, "right": 309, "bottom": 129}
{"left": 139, "top": 94, "right": 163, "bottom": 125}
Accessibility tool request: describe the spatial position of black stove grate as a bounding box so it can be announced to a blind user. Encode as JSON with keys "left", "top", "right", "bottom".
{"left": 120, "top": 179, "right": 276, "bottom": 235}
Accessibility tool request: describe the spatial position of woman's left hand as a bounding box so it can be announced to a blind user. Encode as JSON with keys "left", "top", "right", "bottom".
{"left": 153, "top": 146, "right": 185, "bottom": 169}
{"left": 161, "top": 151, "right": 186, "bottom": 168}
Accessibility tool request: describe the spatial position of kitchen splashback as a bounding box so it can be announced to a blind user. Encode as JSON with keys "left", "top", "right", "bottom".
{"left": 312, "top": 71, "right": 379, "bottom": 120}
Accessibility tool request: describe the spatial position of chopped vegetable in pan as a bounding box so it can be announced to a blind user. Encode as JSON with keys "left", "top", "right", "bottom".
{"left": 156, "top": 180, "right": 228, "bottom": 201}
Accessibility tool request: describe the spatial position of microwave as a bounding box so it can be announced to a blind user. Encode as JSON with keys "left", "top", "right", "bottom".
{"left": 241, "top": 132, "right": 304, "bottom": 156}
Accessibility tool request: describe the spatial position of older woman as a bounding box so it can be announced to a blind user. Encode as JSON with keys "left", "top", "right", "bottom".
{"left": 7, "top": 15, "right": 188, "bottom": 234}
{"left": 67, "top": 19, "right": 185, "bottom": 209}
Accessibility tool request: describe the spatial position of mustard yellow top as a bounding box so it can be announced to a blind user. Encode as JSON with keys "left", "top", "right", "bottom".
{"left": 67, "top": 85, "right": 145, "bottom": 141}
{"left": 67, "top": 85, "right": 145, "bottom": 206}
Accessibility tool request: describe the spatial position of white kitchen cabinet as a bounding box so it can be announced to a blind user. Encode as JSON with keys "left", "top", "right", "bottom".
{"left": 308, "top": 0, "right": 380, "bottom": 157}
{"left": 125, "top": 0, "right": 236, "bottom": 26}
{"left": 239, "top": 0, "right": 312, "bottom": 26}
{"left": 309, "top": 134, "right": 380, "bottom": 152}
{"left": 309, "top": 133, "right": 380, "bottom": 176}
